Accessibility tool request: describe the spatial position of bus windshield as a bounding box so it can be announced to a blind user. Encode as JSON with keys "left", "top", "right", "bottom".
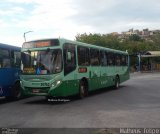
{"left": 21, "top": 49, "right": 62, "bottom": 75}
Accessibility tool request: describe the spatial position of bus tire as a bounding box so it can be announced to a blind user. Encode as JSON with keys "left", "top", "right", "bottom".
{"left": 114, "top": 76, "right": 120, "bottom": 89}
{"left": 12, "top": 81, "right": 22, "bottom": 99}
{"left": 79, "top": 80, "right": 88, "bottom": 99}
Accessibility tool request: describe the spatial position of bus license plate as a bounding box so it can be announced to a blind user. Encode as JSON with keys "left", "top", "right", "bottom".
{"left": 32, "top": 89, "right": 40, "bottom": 93}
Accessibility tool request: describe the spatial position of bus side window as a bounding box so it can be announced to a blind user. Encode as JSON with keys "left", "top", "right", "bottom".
{"left": 14, "top": 51, "right": 21, "bottom": 67}
{"left": 121, "top": 55, "right": 127, "bottom": 66}
{"left": 3, "top": 59, "right": 11, "bottom": 68}
{"left": 0, "top": 49, "right": 10, "bottom": 68}
{"left": 107, "top": 52, "right": 112, "bottom": 66}
{"left": 90, "top": 49, "right": 100, "bottom": 66}
{"left": 0, "top": 49, "right": 2, "bottom": 68}
{"left": 64, "top": 43, "right": 76, "bottom": 75}
{"left": 77, "top": 46, "right": 90, "bottom": 66}
{"left": 115, "top": 54, "right": 121, "bottom": 66}
{"left": 100, "top": 50, "right": 107, "bottom": 66}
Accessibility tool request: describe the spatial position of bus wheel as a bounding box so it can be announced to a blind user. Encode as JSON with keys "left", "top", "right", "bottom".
{"left": 114, "top": 76, "right": 120, "bottom": 89}
{"left": 79, "top": 80, "right": 88, "bottom": 99}
{"left": 12, "top": 82, "right": 22, "bottom": 99}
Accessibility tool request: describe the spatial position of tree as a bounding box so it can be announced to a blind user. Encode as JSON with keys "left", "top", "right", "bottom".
{"left": 129, "top": 34, "right": 141, "bottom": 42}
{"left": 75, "top": 32, "right": 160, "bottom": 55}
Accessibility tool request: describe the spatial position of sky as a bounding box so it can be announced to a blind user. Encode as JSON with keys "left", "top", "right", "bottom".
{"left": 0, "top": 0, "right": 160, "bottom": 47}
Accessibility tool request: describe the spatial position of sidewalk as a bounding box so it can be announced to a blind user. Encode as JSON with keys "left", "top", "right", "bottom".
{"left": 130, "top": 71, "right": 160, "bottom": 77}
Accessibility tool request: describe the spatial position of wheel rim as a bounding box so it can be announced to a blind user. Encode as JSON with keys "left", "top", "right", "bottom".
{"left": 80, "top": 85, "right": 85, "bottom": 96}
{"left": 115, "top": 77, "right": 119, "bottom": 89}
{"left": 80, "top": 82, "right": 86, "bottom": 98}
{"left": 116, "top": 80, "right": 119, "bottom": 88}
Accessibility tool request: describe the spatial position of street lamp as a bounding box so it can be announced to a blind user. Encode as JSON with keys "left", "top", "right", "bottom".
{"left": 23, "top": 31, "right": 33, "bottom": 42}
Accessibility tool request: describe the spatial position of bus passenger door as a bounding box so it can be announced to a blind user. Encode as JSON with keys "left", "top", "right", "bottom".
{"left": 63, "top": 43, "right": 78, "bottom": 96}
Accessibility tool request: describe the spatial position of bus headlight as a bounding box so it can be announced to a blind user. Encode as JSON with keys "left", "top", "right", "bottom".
{"left": 51, "top": 80, "right": 61, "bottom": 87}
{"left": 20, "top": 81, "right": 23, "bottom": 85}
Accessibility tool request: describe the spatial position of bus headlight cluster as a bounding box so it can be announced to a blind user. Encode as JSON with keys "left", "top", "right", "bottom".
{"left": 51, "top": 80, "right": 61, "bottom": 87}
{"left": 20, "top": 81, "right": 23, "bottom": 86}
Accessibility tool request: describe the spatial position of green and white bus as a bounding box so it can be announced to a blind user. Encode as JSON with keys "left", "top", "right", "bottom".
{"left": 20, "top": 38, "right": 129, "bottom": 99}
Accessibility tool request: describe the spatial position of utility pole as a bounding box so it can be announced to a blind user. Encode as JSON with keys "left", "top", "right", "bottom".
{"left": 138, "top": 53, "right": 141, "bottom": 72}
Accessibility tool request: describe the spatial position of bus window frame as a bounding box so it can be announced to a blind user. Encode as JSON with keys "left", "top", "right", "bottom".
{"left": 77, "top": 46, "right": 90, "bottom": 66}
{"left": 0, "top": 48, "right": 11, "bottom": 68}
{"left": 100, "top": 50, "right": 108, "bottom": 66}
{"left": 90, "top": 48, "right": 100, "bottom": 66}
{"left": 107, "top": 51, "right": 115, "bottom": 66}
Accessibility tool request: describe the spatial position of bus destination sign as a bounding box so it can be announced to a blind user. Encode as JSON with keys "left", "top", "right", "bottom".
{"left": 22, "top": 39, "right": 59, "bottom": 48}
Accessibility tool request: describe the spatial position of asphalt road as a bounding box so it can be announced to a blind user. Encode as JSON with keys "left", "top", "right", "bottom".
{"left": 0, "top": 73, "right": 160, "bottom": 129}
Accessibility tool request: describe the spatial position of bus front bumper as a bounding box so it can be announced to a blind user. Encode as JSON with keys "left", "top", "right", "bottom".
{"left": 20, "top": 80, "right": 62, "bottom": 96}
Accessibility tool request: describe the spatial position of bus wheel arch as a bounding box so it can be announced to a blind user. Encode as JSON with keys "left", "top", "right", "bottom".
{"left": 79, "top": 77, "right": 88, "bottom": 99}
{"left": 114, "top": 75, "right": 120, "bottom": 89}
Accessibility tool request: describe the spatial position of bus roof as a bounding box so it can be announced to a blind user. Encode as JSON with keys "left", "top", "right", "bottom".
{"left": 0, "top": 43, "right": 21, "bottom": 51}
{"left": 23, "top": 38, "right": 128, "bottom": 55}
{"left": 60, "top": 38, "right": 128, "bottom": 55}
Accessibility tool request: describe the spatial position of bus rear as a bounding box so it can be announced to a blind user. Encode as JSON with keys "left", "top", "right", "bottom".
{"left": 0, "top": 43, "right": 21, "bottom": 99}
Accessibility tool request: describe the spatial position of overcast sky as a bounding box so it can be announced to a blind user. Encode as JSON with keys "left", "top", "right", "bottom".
{"left": 0, "top": 0, "right": 160, "bottom": 47}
